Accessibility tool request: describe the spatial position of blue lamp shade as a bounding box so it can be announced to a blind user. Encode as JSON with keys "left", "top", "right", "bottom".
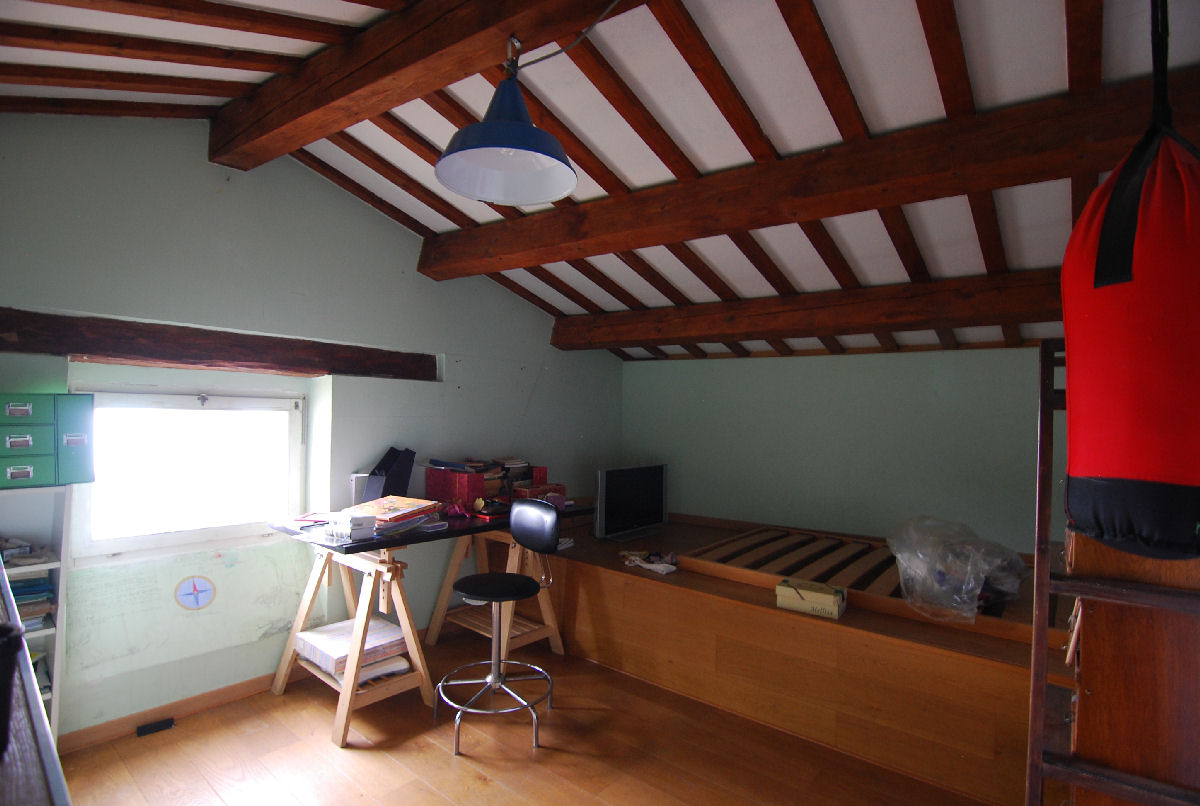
{"left": 435, "top": 76, "right": 577, "bottom": 206}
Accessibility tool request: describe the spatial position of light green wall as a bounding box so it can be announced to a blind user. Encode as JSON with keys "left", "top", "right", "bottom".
{"left": 1, "top": 114, "right": 623, "bottom": 735}
{"left": 1, "top": 113, "right": 1065, "bottom": 739}
{"left": 619, "top": 349, "right": 1067, "bottom": 552}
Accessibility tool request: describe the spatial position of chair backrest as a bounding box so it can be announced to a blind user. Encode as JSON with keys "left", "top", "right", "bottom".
{"left": 509, "top": 498, "right": 559, "bottom": 555}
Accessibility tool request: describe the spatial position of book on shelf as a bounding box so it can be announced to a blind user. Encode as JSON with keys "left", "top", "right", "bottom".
{"left": 294, "top": 616, "right": 408, "bottom": 675}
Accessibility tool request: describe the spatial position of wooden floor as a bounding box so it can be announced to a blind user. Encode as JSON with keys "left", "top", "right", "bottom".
{"left": 60, "top": 630, "right": 989, "bottom": 806}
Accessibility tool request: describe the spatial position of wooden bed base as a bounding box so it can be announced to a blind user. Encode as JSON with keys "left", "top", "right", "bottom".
{"left": 678, "top": 525, "right": 1070, "bottom": 648}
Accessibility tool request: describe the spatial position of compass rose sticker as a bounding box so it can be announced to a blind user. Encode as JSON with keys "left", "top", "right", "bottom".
{"left": 174, "top": 575, "right": 215, "bottom": 610}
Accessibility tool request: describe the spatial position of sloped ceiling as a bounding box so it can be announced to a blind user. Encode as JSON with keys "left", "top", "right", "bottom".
{"left": 3, "top": 0, "right": 1199, "bottom": 361}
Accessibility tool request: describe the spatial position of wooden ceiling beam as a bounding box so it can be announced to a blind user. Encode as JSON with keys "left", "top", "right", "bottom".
{"left": 209, "top": 0, "right": 633, "bottom": 170}
{"left": 290, "top": 149, "right": 435, "bottom": 238}
{"left": 419, "top": 67, "right": 1200, "bottom": 280}
{"left": 0, "top": 64, "right": 253, "bottom": 97}
{"left": 649, "top": 0, "right": 777, "bottom": 161}
{"left": 488, "top": 273, "right": 563, "bottom": 317}
{"left": 616, "top": 250, "right": 690, "bottom": 306}
{"left": 0, "top": 22, "right": 302, "bottom": 74}
{"left": 0, "top": 96, "right": 212, "bottom": 118}
{"left": 777, "top": 0, "right": 868, "bottom": 141}
{"left": 565, "top": 259, "right": 646, "bottom": 310}
{"left": 551, "top": 268, "right": 1061, "bottom": 350}
{"left": 25, "top": 0, "right": 356, "bottom": 43}
{"left": 728, "top": 231, "right": 798, "bottom": 296}
{"left": 526, "top": 266, "right": 605, "bottom": 314}
{"left": 0, "top": 306, "right": 437, "bottom": 380}
{"left": 326, "top": 131, "right": 477, "bottom": 230}
{"left": 562, "top": 36, "right": 700, "bottom": 181}
{"left": 664, "top": 243, "right": 737, "bottom": 301}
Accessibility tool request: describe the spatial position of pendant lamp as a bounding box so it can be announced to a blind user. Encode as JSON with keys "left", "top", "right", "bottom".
{"left": 435, "top": 39, "right": 577, "bottom": 207}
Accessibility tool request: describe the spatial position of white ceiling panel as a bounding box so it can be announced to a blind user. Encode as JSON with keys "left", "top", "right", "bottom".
{"left": 1103, "top": 0, "right": 1200, "bottom": 81}
{"left": 994, "top": 179, "right": 1073, "bottom": 269}
{"left": 822, "top": 210, "right": 909, "bottom": 286}
{"left": 585, "top": 254, "right": 674, "bottom": 309}
{"left": 588, "top": 4, "right": 754, "bottom": 172}
{"left": 3, "top": 0, "right": 324, "bottom": 55}
{"left": 812, "top": 0, "right": 945, "bottom": 133}
{"left": 955, "top": 0, "right": 1067, "bottom": 109}
{"left": 302, "top": 140, "right": 458, "bottom": 233}
{"left": 504, "top": 269, "right": 588, "bottom": 316}
{"left": 519, "top": 47, "right": 675, "bottom": 189}
{"left": 682, "top": 0, "right": 843, "bottom": 155}
{"left": 686, "top": 235, "right": 775, "bottom": 298}
{"left": 954, "top": 325, "right": 1005, "bottom": 344}
{"left": 751, "top": 224, "right": 841, "bottom": 293}
{"left": 542, "top": 261, "right": 625, "bottom": 312}
{"left": 903, "top": 195, "right": 988, "bottom": 279}
{"left": 635, "top": 245, "right": 720, "bottom": 304}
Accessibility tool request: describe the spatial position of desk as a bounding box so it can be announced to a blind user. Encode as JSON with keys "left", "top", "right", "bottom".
{"left": 272, "top": 507, "right": 587, "bottom": 746}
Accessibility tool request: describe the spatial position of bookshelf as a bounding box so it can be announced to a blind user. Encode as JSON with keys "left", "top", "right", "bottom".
{"left": 0, "top": 486, "right": 69, "bottom": 740}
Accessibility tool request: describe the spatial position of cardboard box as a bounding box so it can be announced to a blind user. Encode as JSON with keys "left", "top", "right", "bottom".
{"left": 513, "top": 482, "right": 566, "bottom": 500}
{"left": 425, "top": 467, "right": 484, "bottom": 506}
{"left": 775, "top": 579, "right": 847, "bottom": 619}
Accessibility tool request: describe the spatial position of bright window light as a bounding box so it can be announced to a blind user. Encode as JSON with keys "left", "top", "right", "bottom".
{"left": 75, "top": 392, "right": 304, "bottom": 555}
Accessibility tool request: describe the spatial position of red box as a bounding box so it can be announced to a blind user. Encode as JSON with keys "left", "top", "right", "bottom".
{"left": 425, "top": 467, "right": 484, "bottom": 506}
{"left": 532, "top": 466, "right": 548, "bottom": 485}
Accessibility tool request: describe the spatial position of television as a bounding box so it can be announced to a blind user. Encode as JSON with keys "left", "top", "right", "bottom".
{"left": 594, "top": 464, "right": 668, "bottom": 541}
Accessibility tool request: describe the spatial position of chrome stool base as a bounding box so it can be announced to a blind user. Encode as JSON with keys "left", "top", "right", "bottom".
{"left": 436, "top": 659, "right": 553, "bottom": 755}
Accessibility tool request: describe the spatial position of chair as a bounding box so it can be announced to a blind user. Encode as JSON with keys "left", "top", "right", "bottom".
{"left": 435, "top": 498, "right": 559, "bottom": 755}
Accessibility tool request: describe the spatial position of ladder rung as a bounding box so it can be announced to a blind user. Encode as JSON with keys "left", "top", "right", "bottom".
{"left": 1049, "top": 575, "right": 1200, "bottom": 615}
{"left": 1042, "top": 751, "right": 1200, "bottom": 806}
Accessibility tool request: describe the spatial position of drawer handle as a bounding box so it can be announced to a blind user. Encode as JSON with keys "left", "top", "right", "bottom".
{"left": 4, "top": 403, "right": 33, "bottom": 417}
{"left": 5, "top": 434, "right": 33, "bottom": 450}
{"left": 62, "top": 433, "right": 88, "bottom": 448}
{"left": 6, "top": 465, "right": 34, "bottom": 480}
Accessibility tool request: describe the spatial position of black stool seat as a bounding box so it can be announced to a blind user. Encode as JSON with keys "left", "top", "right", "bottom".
{"left": 436, "top": 498, "right": 560, "bottom": 756}
{"left": 454, "top": 572, "right": 540, "bottom": 603}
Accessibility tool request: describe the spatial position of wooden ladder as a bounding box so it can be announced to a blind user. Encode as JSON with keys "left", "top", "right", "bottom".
{"left": 1025, "top": 338, "right": 1200, "bottom": 806}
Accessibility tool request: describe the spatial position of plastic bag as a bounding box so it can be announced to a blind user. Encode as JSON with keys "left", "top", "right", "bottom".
{"left": 886, "top": 516, "right": 1028, "bottom": 623}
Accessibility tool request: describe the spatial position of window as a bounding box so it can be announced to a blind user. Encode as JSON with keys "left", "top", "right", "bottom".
{"left": 71, "top": 392, "right": 304, "bottom": 557}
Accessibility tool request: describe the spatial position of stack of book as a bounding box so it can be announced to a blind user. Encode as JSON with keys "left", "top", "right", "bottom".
{"left": 11, "top": 574, "right": 55, "bottom": 631}
{"left": 1, "top": 536, "right": 32, "bottom": 562}
{"left": 341, "top": 495, "right": 441, "bottom": 537}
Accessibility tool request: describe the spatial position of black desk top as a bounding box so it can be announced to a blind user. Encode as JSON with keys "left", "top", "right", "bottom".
{"left": 295, "top": 504, "right": 594, "bottom": 554}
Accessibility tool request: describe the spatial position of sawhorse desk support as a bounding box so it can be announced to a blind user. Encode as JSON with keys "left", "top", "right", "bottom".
{"left": 424, "top": 530, "right": 564, "bottom": 658}
{"left": 272, "top": 546, "right": 434, "bottom": 747}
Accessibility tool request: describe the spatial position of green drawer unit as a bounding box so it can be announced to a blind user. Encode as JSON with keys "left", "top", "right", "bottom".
{"left": 0, "top": 393, "right": 94, "bottom": 488}
{"left": 55, "top": 393, "right": 94, "bottom": 485}
{"left": 0, "top": 394, "right": 56, "bottom": 425}
{"left": 1, "top": 454, "right": 57, "bottom": 489}
{"left": 1, "top": 424, "right": 56, "bottom": 457}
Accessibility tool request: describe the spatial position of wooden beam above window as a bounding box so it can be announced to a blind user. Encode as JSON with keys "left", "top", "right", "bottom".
{"left": 0, "top": 307, "right": 437, "bottom": 381}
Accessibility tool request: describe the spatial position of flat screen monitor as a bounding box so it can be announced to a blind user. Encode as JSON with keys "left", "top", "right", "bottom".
{"left": 594, "top": 464, "right": 667, "bottom": 541}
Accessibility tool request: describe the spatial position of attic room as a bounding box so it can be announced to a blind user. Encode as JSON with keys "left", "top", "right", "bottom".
{"left": 2, "top": 1, "right": 1199, "bottom": 805}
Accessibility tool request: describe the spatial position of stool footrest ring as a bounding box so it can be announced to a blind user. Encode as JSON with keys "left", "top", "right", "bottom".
{"left": 435, "top": 659, "right": 553, "bottom": 755}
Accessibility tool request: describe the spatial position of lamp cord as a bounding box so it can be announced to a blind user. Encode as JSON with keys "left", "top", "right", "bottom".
{"left": 506, "top": 0, "right": 623, "bottom": 76}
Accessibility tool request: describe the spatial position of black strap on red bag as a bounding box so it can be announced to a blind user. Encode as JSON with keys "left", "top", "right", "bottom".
{"left": 1094, "top": 0, "right": 1200, "bottom": 288}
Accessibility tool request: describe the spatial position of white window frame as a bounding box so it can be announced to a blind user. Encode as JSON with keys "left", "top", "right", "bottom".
{"left": 68, "top": 391, "right": 305, "bottom": 559}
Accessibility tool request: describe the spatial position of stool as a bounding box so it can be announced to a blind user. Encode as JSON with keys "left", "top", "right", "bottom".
{"left": 435, "top": 498, "right": 559, "bottom": 755}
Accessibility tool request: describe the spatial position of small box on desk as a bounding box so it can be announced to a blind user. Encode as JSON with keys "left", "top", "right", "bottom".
{"left": 425, "top": 467, "right": 484, "bottom": 506}
{"left": 775, "top": 579, "right": 847, "bottom": 619}
{"left": 513, "top": 482, "right": 566, "bottom": 501}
